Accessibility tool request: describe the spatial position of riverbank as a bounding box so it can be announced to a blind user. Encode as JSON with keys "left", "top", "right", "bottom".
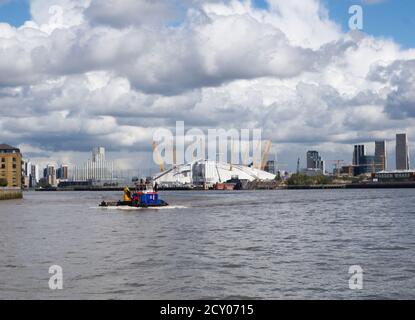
{"left": 31, "top": 181, "right": 415, "bottom": 192}
{"left": 0, "top": 188, "right": 23, "bottom": 200}
{"left": 35, "top": 187, "right": 125, "bottom": 192}
{"left": 287, "top": 182, "right": 415, "bottom": 189}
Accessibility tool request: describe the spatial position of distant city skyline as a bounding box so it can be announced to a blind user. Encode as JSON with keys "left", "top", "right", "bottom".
{"left": 1, "top": 0, "right": 415, "bottom": 171}
{"left": 15, "top": 131, "right": 414, "bottom": 183}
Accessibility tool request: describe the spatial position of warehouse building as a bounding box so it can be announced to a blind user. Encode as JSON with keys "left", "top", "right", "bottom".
{"left": 0, "top": 144, "right": 22, "bottom": 188}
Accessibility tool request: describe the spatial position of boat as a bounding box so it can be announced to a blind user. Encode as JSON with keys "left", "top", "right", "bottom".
{"left": 99, "top": 181, "right": 168, "bottom": 208}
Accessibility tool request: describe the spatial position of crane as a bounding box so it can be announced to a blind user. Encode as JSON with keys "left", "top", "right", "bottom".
{"left": 326, "top": 160, "right": 345, "bottom": 177}
{"left": 346, "top": 161, "right": 385, "bottom": 176}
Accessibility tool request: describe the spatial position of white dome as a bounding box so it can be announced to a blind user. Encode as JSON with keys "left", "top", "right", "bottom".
{"left": 154, "top": 160, "right": 275, "bottom": 187}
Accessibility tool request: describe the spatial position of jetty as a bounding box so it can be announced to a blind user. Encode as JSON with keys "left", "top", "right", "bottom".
{"left": 0, "top": 187, "right": 23, "bottom": 200}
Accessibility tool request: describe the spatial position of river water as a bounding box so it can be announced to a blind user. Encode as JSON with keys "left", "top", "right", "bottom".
{"left": 0, "top": 190, "right": 414, "bottom": 300}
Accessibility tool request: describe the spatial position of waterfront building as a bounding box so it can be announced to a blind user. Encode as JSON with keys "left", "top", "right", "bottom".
{"left": 301, "top": 168, "right": 325, "bottom": 177}
{"left": 375, "top": 140, "right": 387, "bottom": 171}
{"left": 45, "top": 165, "right": 57, "bottom": 186}
{"left": 0, "top": 144, "right": 22, "bottom": 188}
{"left": 72, "top": 147, "right": 115, "bottom": 182}
{"left": 351, "top": 143, "right": 386, "bottom": 176}
{"left": 57, "top": 165, "right": 69, "bottom": 180}
{"left": 23, "top": 160, "right": 31, "bottom": 189}
{"left": 355, "top": 155, "right": 378, "bottom": 175}
{"left": 353, "top": 145, "right": 365, "bottom": 166}
{"left": 24, "top": 161, "right": 31, "bottom": 177}
{"left": 396, "top": 133, "right": 410, "bottom": 170}
{"left": 306, "top": 151, "right": 325, "bottom": 172}
{"left": 30, "top": 164, "right": 39, "bottom": 187}
{"left": 373, "top": 170, "right": 415, "bottom": 183}
{"left": 23, "top": 161, "right": 39, "bottom": 188}
{"left": 22, "top": 176, "right": 30, "bottom": 189}
{"left": 307, "top": 151, "right": 319, "bottom": 169}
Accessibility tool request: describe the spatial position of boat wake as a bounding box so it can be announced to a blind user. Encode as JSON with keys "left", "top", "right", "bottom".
{"left": 148, "top": 205, "right": 188, "bottom": 210}
{"left": 91, "top": 205, "right": 187, "bottom": 210}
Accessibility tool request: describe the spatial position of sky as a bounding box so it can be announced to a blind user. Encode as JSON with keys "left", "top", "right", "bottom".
{"left": 0, "top": 0, "right": 415, "bottom": 173}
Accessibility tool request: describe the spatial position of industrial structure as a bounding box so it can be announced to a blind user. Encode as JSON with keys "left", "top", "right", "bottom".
{"left": 340, "top": 135, "right": 411, "bottom": 177}
{"left": 348, "top": 142, "right": 386, "bottom": 176}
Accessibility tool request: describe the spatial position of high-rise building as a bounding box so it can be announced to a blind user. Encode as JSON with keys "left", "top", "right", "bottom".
{"left": 24, "top": 161, "right": 31, "bottom": 177}
{"left": 30, "top": 164, "right": 39, "bottom": 187}
{"left": 92, "top": 147, "right": 106, "bottom": 162}
{"left": 353, "top": 145, "right": 365, "bottom": 166}
{"left": 57, "top": 165, "right": 69, "bottom": 180}
{"left": 396, "top": 134, "right": 410, "bottom": 170}
{"left": 375, "top": 140, "right": 387, "bottom": 171}
{"left": 72, "top": 147, "right": 115, "bottom": 182}
{"left": 306, "top": 151, "right": 325, "bottom": 172}
{"left": 307, "top": 151, "right": 318, "bottom": 169}
{"left": 22, "top": 161, "right": 31, "bottom": 189}
{"left": 45, "top": 165, "right": 57, "bottom": 186}
{"left": 0, "top": 144, "right": 23, "bottom": 188}
{"left": 22, "top": 161, "right": 39, "bottom": 188}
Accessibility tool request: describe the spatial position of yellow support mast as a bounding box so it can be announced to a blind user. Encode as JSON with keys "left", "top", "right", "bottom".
{"left": 152, "top": 141, "right": 165, "bottom": 172}
{"left": 261, "top": 140, "right": 272, "bottom": 171}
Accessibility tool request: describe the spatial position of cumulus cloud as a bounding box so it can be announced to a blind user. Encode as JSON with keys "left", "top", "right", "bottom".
{"left": 370, "top": 59, "right": 415, "bottom": 119}
{"left": 0, "top": 0, "right": 415, "bottom": 171}
{"left": 85, "top": 0, "right": 178, "bottom": 28}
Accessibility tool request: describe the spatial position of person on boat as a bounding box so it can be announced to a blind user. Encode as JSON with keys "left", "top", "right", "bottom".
{"left": 123, "top": 186, "right": 132, "bottom": 202}
{"left": 132, "top": 193, "right": 140, "bottom": 206}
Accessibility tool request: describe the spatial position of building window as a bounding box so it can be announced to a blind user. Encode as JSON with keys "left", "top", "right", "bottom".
{"left": 1, "top": 164, "right": 5, "bottom": 169}
{"left": 13, "top": 164, "right": 16, "bottom": 169}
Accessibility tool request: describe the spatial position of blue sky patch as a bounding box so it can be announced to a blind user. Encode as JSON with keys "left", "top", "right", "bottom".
{"left": 0, "top": 0, "right": 413, "bottom": 48}
{"left": 0, "top": 0, "right": 30, "bottom": 27}
{"left": 324, "top": 0, "right": 415, "bottom": 48}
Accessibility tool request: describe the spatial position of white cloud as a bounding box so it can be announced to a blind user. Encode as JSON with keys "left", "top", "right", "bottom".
{"left": 85, "top": 0, "right": 177, "bottom": 28}
{"left": 0, "top": 0, "right": 415, "bottom": 171}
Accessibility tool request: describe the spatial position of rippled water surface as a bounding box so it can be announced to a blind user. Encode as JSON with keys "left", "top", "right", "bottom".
{"left": 0, "top": 190, "right": 414, "bottom": 299}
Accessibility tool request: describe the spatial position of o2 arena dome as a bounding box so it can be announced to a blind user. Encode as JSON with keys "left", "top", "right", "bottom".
{"left": 153, "top": 159, "right": 276, "bottom": 188}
